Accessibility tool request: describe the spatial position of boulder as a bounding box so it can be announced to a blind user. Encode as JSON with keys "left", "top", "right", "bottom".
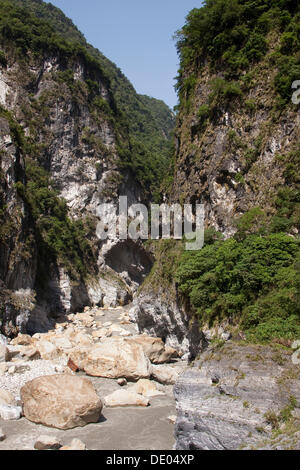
{"left": 35, "top": 341, "right": 61, "bottom": 360}
{"left": 34, "top": 435, "right": 62, "bottom": 450}
{"left": 0, "top": 404, "right": 22, "bottom": 420}
{"left": 104, "top": 389, "right": 149, "bottom": 408}
{"left": 10, "top": 334, "right": 33, "bottom": 346}
{"left": 0, "top": 345, "right": 10, "bottom": 363}
{"left": 21, "top": 375, "right": 103, "bottom": 430}
{"left": 60, "top": 438, "right": 86, "bottom": 451}
{"left": 151, "top": 364, "right": 183, "bottom": 385}
{"left": 69, "top": 338, "right": 150, "bottom": 380}
{"left": 0, "top": 388, "right": 16, "bottom": 406}
{"left": 127, "top": 336, "right": 178, "bottom": 364}
{"left": 20, "top": 346, "right": 40, "bottom": 361}
{"left": 129, "top": 379, "right": 165, "bottom": 397}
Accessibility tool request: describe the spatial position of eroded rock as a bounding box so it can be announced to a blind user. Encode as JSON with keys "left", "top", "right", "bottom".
{"left": 104, "top": 389, "right": 149, "bottom": 408}
{"left": 21, "top": 375, "right": 103, "bottom": 430}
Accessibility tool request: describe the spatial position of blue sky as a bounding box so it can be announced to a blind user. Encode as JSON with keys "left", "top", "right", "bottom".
{"left": 49, "top": 0, "right": 201, "bottom": 109}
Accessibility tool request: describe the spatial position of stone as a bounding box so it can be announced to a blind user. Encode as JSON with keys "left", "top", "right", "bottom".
{"left": 60, "top": 438, "right": 86, "bottom": 451}
{"left": 35, "top": 341, "right": 60, "bottom": 360}
{"left": 0, "top": 388, "right": 16, "bottom": 406}
{"left": 167, "top": 415, "right": 177, "bottom": 424}
{"left": 0, "top": 404, "right": 22, "bottom": 420}
{"left": 128, "top": 336, "right": 178, "bottom": 364}
{"left": 52, "top": 337, "right": 73, "bottom": 350}
{"left": 10, "top": 334, "right": 33, "bottom": 346}
{"left": 104, "top": 389, "right": 149, "bottom": 408}
{"left": 72, "top": 332, "right": 93, "bottom": 347}
{"left": 117, "top": 378, "right": 127, "bottom": 386}
{"left": 0, "top": 345, "right": 10, "bottom": 363}
{"left": 0, "top": 334, "right": 8, "bottom": 345}
{"left": 19, "top": 346, "right": 40, "bottom": 360}
{"left": 67, "top": 357, "right": 79, "bottom": 372}
{"left": 34, "top": 435, "right": 62, "bottom": 450}
{"left": 91, "top": 328, "right": 108, "bottom": 339}
{"left": 151, "top": 364, "right": 183, "bottom": 385}
{"left": 129, "top": 379, "right": 165, "bottom": 397}
{"left": 74, "top": 313, "right": 94, "bottom": 327}
{"left": 21, "top": 375, "right": 103, "bottom": 430}
{"left": 69, "top": 338, "right": 150, "bottom": 380}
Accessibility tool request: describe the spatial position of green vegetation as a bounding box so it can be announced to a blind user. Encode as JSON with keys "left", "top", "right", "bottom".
{"left": 176, "top": 231, "right": 300, "bottom": 343}
{"left": 175, "top": 0, "right": 300, "bottom": 106}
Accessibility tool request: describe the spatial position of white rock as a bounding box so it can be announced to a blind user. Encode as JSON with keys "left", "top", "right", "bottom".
{"left": 60, "top": 438, "right": 86, "bottom": 451}
{"left": 151, "top": 364, "right": 183, "bottom": 385}
{"left": 104, "top": 389, "right": 149, "bottom": 408}
{"left": 167, "top": 415, "right": 177, "bottom": 424}
{"left": 0, "top": 404, "right": 22, "bottom": 420}
{"left": 117, "top": 378, "right": 127, "bottom": 386}
{"left": 36, "top": 341, "right": 60, "bottom": 360}
{"left": 52, "top": 337, "right": 73, "bottom": 350}
{"left": 128, "top": 379, "right": 165, "bottom": 397}
{"left": 0, "top": 388, "right": 16, "bottom": 406}
{"left": 0, "top": 334, "right": 8, "bottom": 345}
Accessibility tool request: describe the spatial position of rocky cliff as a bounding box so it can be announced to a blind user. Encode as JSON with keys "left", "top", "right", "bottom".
{"left": 170, "top": 0, "right": 300, "bottom": 450}
{"left": 0, "top": 0, "right": 174, "bottom": 336}
{"left": 171, "top": 0, "right": 300, "bottom": 237}
{"left": 175, "top": 342, "right": 300, "bottom": 450}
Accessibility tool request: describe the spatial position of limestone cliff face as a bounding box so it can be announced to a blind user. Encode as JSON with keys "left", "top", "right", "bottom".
{"left": 0, "top": 41, "right": 156, "bottom": 335}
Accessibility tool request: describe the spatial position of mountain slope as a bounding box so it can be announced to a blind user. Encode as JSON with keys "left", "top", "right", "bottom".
{"left": 9, "top": 0, "right": 175, "bottom": 198}
{"left": 133, "top": 0, "right": 300, "bottom": 347}
{"left": 0, "top": 0, "right": 173, "bottom": 335}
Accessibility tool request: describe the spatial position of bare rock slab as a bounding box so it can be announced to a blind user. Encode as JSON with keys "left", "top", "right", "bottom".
{"left": 21, "top": 375, "right": 103, "bottom": 430}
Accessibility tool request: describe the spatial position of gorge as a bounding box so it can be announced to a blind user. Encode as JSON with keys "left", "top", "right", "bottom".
{"left": 0, "top": 0, "right": 300, "bottom": 451}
